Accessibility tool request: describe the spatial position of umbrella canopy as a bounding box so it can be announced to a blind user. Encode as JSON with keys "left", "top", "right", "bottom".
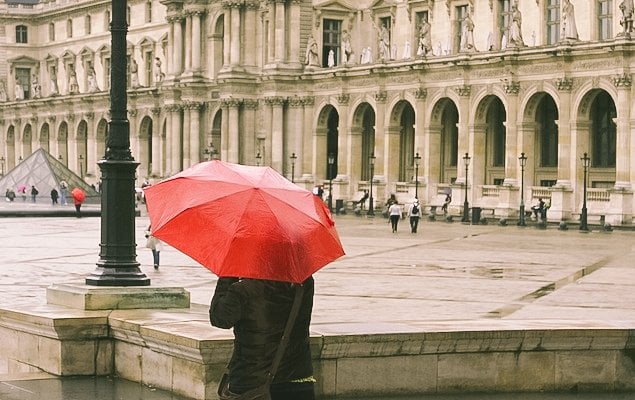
{"left": 144, "top": 160, "right": 345, "bottom": 283}
{"left": 71, "top": 187, "right": 85, "bottom": 203}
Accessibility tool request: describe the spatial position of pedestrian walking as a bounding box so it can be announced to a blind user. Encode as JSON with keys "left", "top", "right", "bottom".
{"left": 17, "top": 184, "right": 27, "bottom": 201}
{"left": 441, "top": 193, "right": 451, "bottom": 215}
{"left": 71, "top": 187, "right": 85, "bottom": 218}
{"left": 30, "top": 185, "right": 39, "bottom": 202}
{"left": 50, "top": 188, "right": 59, "bottom": 205}
{"left": 5, "top": 188, "right": 16, "bottom": 202}
{"left": 210, "top": 276, "right": 316, "bottom": 400}
{"left": 388, "top": 201, "right": 402, "bottom": 233}
{"left": 59, "top": 181, "right": 68, "bottom": 205}
{"left": 144, "top": 225, "right": 162, "bottom": 270}
{"left": 408, "top": 199, "right": 421, "bottom": 233}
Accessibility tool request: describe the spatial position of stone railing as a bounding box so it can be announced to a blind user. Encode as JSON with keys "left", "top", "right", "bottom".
{"left": 530, "top": 187, "right": 552, "bottom": 200}
{"left": 588, "top": 188, "right": 610, "bottom": 202}
{"left": 481, "top": 185, "right": 500, "bottom": 197}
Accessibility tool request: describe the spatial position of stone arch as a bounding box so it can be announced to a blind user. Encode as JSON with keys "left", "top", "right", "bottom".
{"left": 473, "top": 95, "right": 506, "bottom": 186}
{"left": 39, "top": 123, "right": 50, "bottom": 153}
{"left": 6, "top": 126, "right": 16, "bottom": 169}
{"left": 316, "top": 104, "right": 339, "bottom": 180}
{"left": 521, "top": 91, "right": 559, "bottom": 187}
{"left": 211, "top": 109, "right": 222, "bottom": 158}
{"left": 351, "top": 102, "right": 376, "bottom": 181}
{"left": 76, "top": 120, "right": 88, "bottom": 178}
{"left": 138, "top": 115, "right": 153, "bottom": 179}
{"left": 57, "top": 121, "right": 69, "bottom": 165}
{"left": 429, "top": 97, "right": 459, "bottom": 184}
{"left": 22, "top": 124, "right": 33, "bottom": 158}
{"left": 387, "top": 100, "right": 416, "bottom": 182}
{"left": 96, "top": 118, "right": 108, "bottom": 161}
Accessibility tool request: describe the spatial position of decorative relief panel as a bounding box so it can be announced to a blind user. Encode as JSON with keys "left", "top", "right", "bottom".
{"left": 612, "top": 73, "right": 632, "bottom": 88}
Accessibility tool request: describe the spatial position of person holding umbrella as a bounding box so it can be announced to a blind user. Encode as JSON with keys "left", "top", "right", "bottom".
{"left": 144, "top": 161, "right": 345, "bottom": 400}
{"left": 71, "top": 187, "right": 85, "bottom": 218}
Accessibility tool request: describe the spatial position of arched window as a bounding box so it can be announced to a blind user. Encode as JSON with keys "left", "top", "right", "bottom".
{"left": 591, "top": 92, "right": 616, "bottom": 168}
{"left": 16, "top": 25, "right": 28, "bottom": 43}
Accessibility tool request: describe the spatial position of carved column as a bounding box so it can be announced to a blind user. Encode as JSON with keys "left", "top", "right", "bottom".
{"left": 302, "top": 96, "right": 315, "bottom": 180}
{"left": 555, "top": 77, "right": 573, "bottom": 187}
{"left": 230, "top": 1, "right": 242, "bottom": 66}
{"left": 220, "top": 101, "right": 229, "bottom": 160}
{"left": 287, "top": 96, "right": 304, "bottom": 179}
{"left": 189, "top": 102, "right": 202, "bottom": 165}
{"left": 267, "top": 96, "right": 285, "bottom": 170}
{"left": 288, "top": 0, "right": 301, "bottom": 66}
{"left": 414, "top": 88, "right": 428, "bottom": 197}
{"left": 182, "top": 103, "right": 191, "bottom": 167}
{"left": 173, "top": 15, "right": 184, "bottom": 75}
{"left": 222, "top": 2, "right": 231, "bottom": 68}
{"left": 168, "top": 104, "right": 183, "bottom": 174}
{"left": 336, "top": 94, "right": 350, "bottom": 181}
{"left": 84, "top": 112, "right": 97, "bottom": 177}
{"left": 151, "top": 107, "right": 162, "bottom": 176}
{"left": 222, "top": 98, "right": 241, "bottom": 163}
{"left": 274, "top": 0, "right": 285, "bottom": 63}
{"left": 454, "top": 85, "right": 471, "bottom": 185}
{"left": 374, "top": 91, "right": 388, "bottom": 182}
{"left": 244, "top": 1, "right": 258, "bottom": 67}
{"left": 166, "top": 17, "right": 175, "bottom": 75}
{"left": 503, "top": 81, "right": 520, "bottom": 187}
{"left": 612, "top": 73, "right": 632, "bottom": 188}
{"left": 184, "top": 12, "right": 193, "bottom": 72}
{"left": 192, "top": 11, "right": 203, "bottom": 72}
{"left": 242, "top": 99, "right": 258, "bottom": 164}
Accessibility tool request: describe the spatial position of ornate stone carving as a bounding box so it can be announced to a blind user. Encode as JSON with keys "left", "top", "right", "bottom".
{"left": 242, "top": 99, "right": 259, "bottom": 109}
{"left": 265, "top": 96, "right": 285, "bottom": 106}
{"left": 337, "top": 94, "right": 350, "bottom": 105}
{"left": 287, "top": 96, "right": 304, "bottom": 107}
{"left": 47, "top": 115, "right": 56, "bottom": 123}
{"left": 454, "top": 85, "right": 471, "bottom": 97}
{"left": 129, "top": 109, "right": 138, "bottom": 117}
{"left": 302, "top": 96, "right": 315, "bottom": 106}
{"left": 555, "top": 77, "right": 573, "bottom": 91}
{"left": 165, "top": 104, "right": 182, "bottom": 113}
{"left": 414, "top": 87, "right": 427, "bottom": 99}
{"left": 612, "top": 73, "right": 632, "bottom": 88}
{"left": 151, "top": 107, "right": 162, "bottom": 115}
{"left": 221, "top": 98, "right": 243, "bottom": 108}
{"left": 84, "top": 112, "right": 94, "bottom": 120}
{"left": 66, "top": 113, "right": 75, "bottom": 121}
{"left": 375, "top": 91, "right": 387, "bottom": 103}
{"left": 503, "top": 80, "right": 520, "bottom": 95}
{"left": 222, "top": 0, "right": 243, "bottom": 9}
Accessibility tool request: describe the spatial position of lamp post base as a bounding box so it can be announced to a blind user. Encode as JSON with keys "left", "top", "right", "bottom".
{"left": 579, "top": 208, "right": 589, "bottom": 231}
{"left": 518, "top": 204, "right": 526, "bottom": 226}
{"left": 462, "top": 202, "right": 470, "bottom": 223}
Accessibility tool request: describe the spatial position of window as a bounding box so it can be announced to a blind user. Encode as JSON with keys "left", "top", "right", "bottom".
{"left": 103, "top": 57, "right": 111, "bottom": 90}
{"left": 498, "top": 0, "right": 512, "bottom": 49}
{"left": 322, "top": 19, "right": 341, "bottom": 67}
{"left": 598, "top": 0, "right": 612, "bottom": 40}
{"left": 85, "top": 15, "right": 92, "bottom": 35}
{"left": 546, "top": 0, "right": 560, "bottom": 45}
{"left": 540, "top": 180, "right": 556, "bottom": 187}
{"left": 144, "top": 51, "right": 153, "bottom": 85}
{"left": 455, "top": 5, "right": 468, "bottom": 53}
{"left": 15, "top": 68, "right": 30, "bottom": 98}
{"left": 145, "top": 1, "right": 152, "bottom": 23}
{"left": 49, "top": 23, "right": 55, "bottom": 41}
{"left": 16, "top": 25, "right": 28, "bottom": 43}
{"left": 67, "top": 19, "right": 73, "bottom": 38}
{"left": 539, "top": 97, "right": 558, "bottom": 168}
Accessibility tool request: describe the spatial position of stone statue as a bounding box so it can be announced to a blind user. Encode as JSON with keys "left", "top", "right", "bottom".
{"left": 31, "top": 74, "right": 41, "bottom": 99}
{"left": 361, "top": 46, "right": 373, "bottom": 64}
{"left": 86, "top": 65, "right": 99, "bottom": 92}
{"left": 327, "top": 49, "right": 335, "bottom": 67}
{"left": 130, "top": 59, "right": 140, "bottom": 88}
{"left": 15, "top": 82, "right": 24, "bottom": 100}
{"left": 460, "top": 9, "right": 476, "bottom": 52}
{"left": 507, "top": 2, "right": 524, "bottom": 47}
{"left": 377, "top": 24, "right": 391, "bottom": 61}
{"left": 68, "top": 66, "right": 79, "bottom": 94}
{"left": 416, "top": 17, "right": 432, "bottom": 57}
{"left": 402, "top": 41, "right": 411, "bottom": 59}
{"left": 561, "top": 0, "right": 578, "bottom": 40}
{"left": 154, "top": 58, "right": 165, "bottom": 83}
{"left": 0, "top": 80, "right": 7, "bottom": 102}
{"left": 341, "top": 30, "right": 353, "bottom": 64}
{"left": 305, "top": 35, "right": 320, "bottom": 67}
{"left": 49, "top": 68, "right": 59, "bottom": 96}
{"left": 620, "top": 0, "right": 634, "bottom": 35}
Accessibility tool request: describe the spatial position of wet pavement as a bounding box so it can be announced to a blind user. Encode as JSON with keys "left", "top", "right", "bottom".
{"left": 1, "top": 202, "right": 635, "bottom": 398}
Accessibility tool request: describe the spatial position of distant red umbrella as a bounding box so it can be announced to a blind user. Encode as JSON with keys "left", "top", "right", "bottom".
{"left": 144, "top": 160, "right": 345, "bottom": 283}
{"left": 17, "top": 184, "right": 27, "bottom": 193}
{"left": 71, "top": 187, "right": 85, "bottom": 204}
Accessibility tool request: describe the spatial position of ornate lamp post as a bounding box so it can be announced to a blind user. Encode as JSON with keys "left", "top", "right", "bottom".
{"left": 78, "top": 154, "right": 84, "bottom": 178}
{"left": 368, "top": 153, "right": 376, "bottom": 216}
{"left": 518, "top": 152, "right": 527, "bottom": 226}
{"left": 413, "top": 152, "right": 421, "bottom": 200}
{"left": 580, "top": 152, "right": 590, "bottom": 231}
{"left": 255, "top": 151, "right": 262, "bottom": 166}
{"left": 327, "top": 153, "right": 335, "bottom": 212}
{"left": 290, "top": 152, "right": 297, "bottom": 183}
{"left": 461, "top": 152, "right": 471, "bottom": 223}
{"left": 86, "top": 0, "right": 150, "bottom": 286}
{"left": 0, "top": 156, "right": 4, "bottom": 175}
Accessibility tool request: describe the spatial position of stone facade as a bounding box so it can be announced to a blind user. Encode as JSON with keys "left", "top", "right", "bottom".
{"left": 1, "top": 0, "right": 634, "bottom": 224}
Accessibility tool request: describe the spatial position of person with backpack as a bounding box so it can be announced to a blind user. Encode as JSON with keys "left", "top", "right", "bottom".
{"left": 409, "top": 199, "right": 421, "bottom": 233}
{"left": 30, "top": 185, "right": 39, "bottom": 203}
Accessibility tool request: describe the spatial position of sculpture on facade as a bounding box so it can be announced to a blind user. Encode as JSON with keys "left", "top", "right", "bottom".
{"left": 49, "top": 68, "right": 59, "bottom": 96}
{"left": 87, "top": 65, "right": 100, "bottom": 92}
{"left": 305, "top": 35, "right": 320, "bottom": 67}
{"left": 620, "top": 0, "right": 634, "bottom": 35}
{"left": 327, "top": 49, "right": 335, "bottom": 67}
{"left": 360, "top": 46, "right": 373, "bottom": 64}
{"left": 154, "top": 58, "right": 165, "bottom": 83}
{"left": 130, "top": 59, "right": 140, "bottom": 88}
{"left": 68, "top": 66, "right": 79, "bottom": 94}
{"left": 15, "top": 82, "right": 24, "bottom": 100}
{"left": 460, "top": 8, "right": 476, "bottom": 52}
{"left": 416, "top": 16, "right": 432, "bottom": 57}
{"left": 31, "top": 74, "right": 42, "bottom": 99}
{"left": 507, "top": 2, "right": 524, "bottom": 47}
{"left": 377, "top": 23, "right": 391, "bottom": 61}
{"left": 0, "top": 80, "right": 7, "bottom": 102}
{"left": 561, "top": 0, "right": 578, "bottom": 41}
{"left": 402, "top": 41, "right": 411, "bottom": 59}
{"left": 341, "top": 30, "right": 353, "bottom": 64}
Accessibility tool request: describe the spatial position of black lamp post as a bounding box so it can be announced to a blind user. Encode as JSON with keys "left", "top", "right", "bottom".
{"left": 255, "top": 151, "right": 262, "bottom": 166}
{"left": 0, "top": 156, "right": 4, "bottom": 175}
{"left": 580, "top": 152, "right": 590, "bottom": 231}
{"left": 518, "top": 152, "right": 527, "bottom": 226}
{"left": 327, "top": 153, "right": 335, "bottom": 212}
{"left": 461, "top": 152, "right": 471, "bottom": 223}
{"left": 86, "top": 0, "right": 149, "bottom": 286}
{"left": 368, "top": 153, "right": 376, "bottom": 216}
{"left": 414, "top": 152, "right": 421, "bottom": 200}
{"left": 290, "top": 152, "right": 297, "bottom": 183}
{"left": 78, "top": 154, "right": 84, "bottom": 178}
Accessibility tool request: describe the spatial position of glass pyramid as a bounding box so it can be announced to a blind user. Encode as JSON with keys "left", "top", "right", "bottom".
{"left": 0, "top": 148, "right": 101, "bottom": 204}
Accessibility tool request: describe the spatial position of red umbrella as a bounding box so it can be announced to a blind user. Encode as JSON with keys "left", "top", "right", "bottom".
{"left": 144, "top": 160, "right": 345, "bottom": 283}
{"left": 71, "top": 187, "right": 85, "bottom": 203}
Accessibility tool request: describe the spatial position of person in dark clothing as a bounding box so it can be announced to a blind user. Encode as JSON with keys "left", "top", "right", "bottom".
{"left": 210, "top": 276, "right": 315, "bottom": 400}
{"left": 531, "top": 198, "right": 546, "bottom": 220}
{"left": 50, "top": 188, "right": 59, "bottom": 205}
